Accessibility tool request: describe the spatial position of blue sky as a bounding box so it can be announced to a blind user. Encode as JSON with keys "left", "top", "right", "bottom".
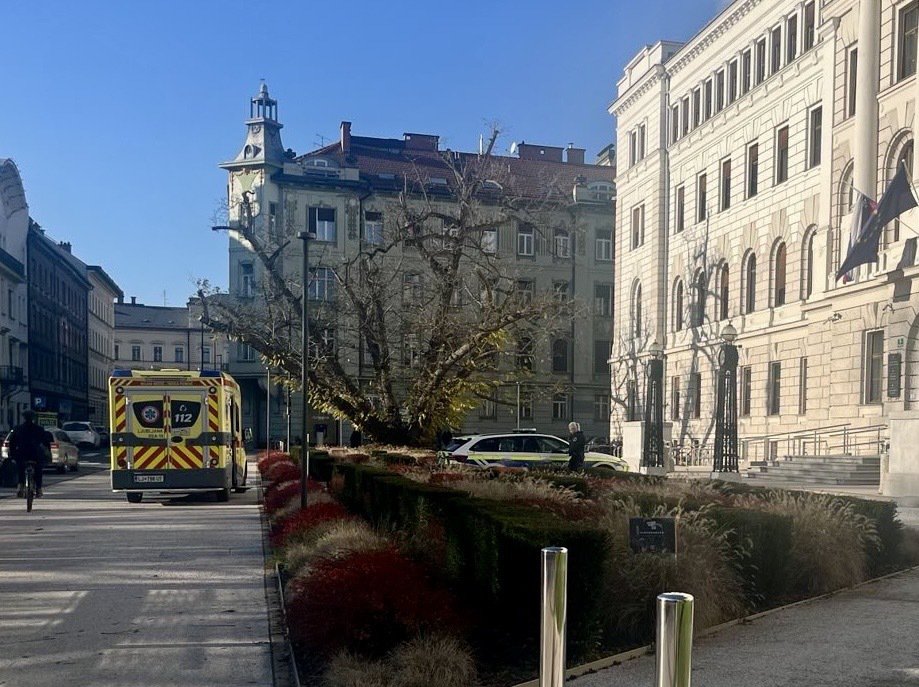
{"left": 1, "top": 0, "right": 722, "bottom": 306}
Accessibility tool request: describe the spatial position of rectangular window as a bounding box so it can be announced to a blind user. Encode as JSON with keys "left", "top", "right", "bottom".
{"left": 899, "top": 2, "right": 918, "bottom": 80}
{"left": 479, "top": 396, "right": 497, "bottom": 419}
{"left": 594, "top": 284, "right": 612, "bottom": 317}
{"left": 741, "top": 49, "right": 752, "bottom": 94}
{"left": 481, "top": 228, "right": 498, "bottom": 254}
{"left": 402, "top": 273, "right": 422, "bottom": 304}
{"left": 595, "top": 229, "right": 612, "bottom": 261}
{"left": 775, "top": 125, "right": 789, "bottom": 184}
{"left": 799, "top": 357, "right": 808, "bottom": 414}
{"left": 638, "top": 124, "right": 646, "bottom": 159}
{"left": 704, "top": 79, "right": 713, "bottom": 120}
{"left": 771, "top": 26, "right": 782, "bottom": 74}
{"left": 715, "top": 70, "right": 725, "bottom": 112}
{"left": 692, "top": 89, "right": 701, "bottom": 128}
{"left": 594, "top": 340, "right": 609, "bottom": 374}
{"left": 554, "top": 230, "right": 571, "bottom": 258}
{"left": 629, "top": 130, "right": 637, "bottom": 167}
{"left": 553, "top": 280, "right": 569, "bottom": 302}
{"left": 755, "top": 38, "right": 767, "bottom": 85}
{"left": 864, "top": 330, "right": 884, "bottom": 404}
{"left": 681, "top": 97, "right": 690, "bottom": 136}
{"left": 728, "top": 60, "right": 738, "bottom": 103}
{"left": 153, "top": 346, "right": 163, "bottom": 363}
{"left": 520, "top": 393, "right": 533, "bottom": 420}
{"left": 517, "top": 223, "right": 534, "bottom": 256}
{"left": 804, "top": 1, "right": 816, "bottom": 51}
{"left": 740, "top": 365, "right": 752, "bottom": 416}
{"left": 768, "top": 361, "right": 782, "bottom": 415}
{"left": 203, "top": 346, "right": 211, "bottom": 364}
{"left": 515, "top": 280, "right": 534, "bottom": 304}
{"left": 786, "top": 14, "right": 798, "bottom": 63}
{"left": 308, "top": 207, "right": 337, "bottom": 242}
{"left": 240, "top": 263, "right": 254, "bottom": 297}
{"left": 594, "top": 394, "right": 610, "bottom": 422}
{"left": 671, "top": 376, "right": 681, "bottom": 420}
{"left": 131, "top": 345, "right": 141, "bottom": 362}
{"left": 671, "top": 105, "right": 680, "bottom": 143}
{"left": 402, "top": 335, "right": 420, "bottom": 368}
{"left": 309, "top": 266, "right": 336, "bottom": 301}
{"left": 747, "top": 143, "right": 759, "bottom": 198}
{"left": 631, "top": 205, "right": 645, "bottom": 249}
{"left": 691, "top": 372, "right": 702, "bottom": 419}
{"left": 365, "top": 211, "right": 384, "bottom": 245}
{"left": 721, "top": 158, "right": 732, "bottom": 211}
{"left": 268, "top": 202, "right": 278, "bottom": 236}
{"left": 808, "top": 106, "right": 822, "bottom": 168}
{"left": 552, "top": 393, "right": 569, "bottom": 421}
{"left": 175, "top": 347, "right": 184, "bottom": 363}
{"left": 676, "top": 185, "right": 685, "bottom": 233}
{"left": 847, "top": 48, "right": 858, "bottom": 118}
{"left": 697, "top": 174, "right": 707, "bottom": 223}
{"left": 114, "top": 344, "right": 120, "bottom": 360}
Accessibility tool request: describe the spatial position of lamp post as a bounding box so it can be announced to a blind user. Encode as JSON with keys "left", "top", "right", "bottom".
{"left": 642, "top": 340, "right": 666, "bottom": 470}
{"left": 297, "top": 231, "right": 315, "bottom": 509}
{"left": 266, "top": 366, "right": 271, "bottom": 452}
{"left": 516, "top": 381, "right": 521, "bottom": 430}
{"left": 713, "top": 323, "right": 740, "bottom": 473}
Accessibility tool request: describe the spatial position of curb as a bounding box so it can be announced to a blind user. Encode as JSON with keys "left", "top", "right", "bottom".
{"left": 276, "top": 561, "right": 302, "bottom": 687}
{"left": 510, "top": 563, "right": 919, "bottom": 687}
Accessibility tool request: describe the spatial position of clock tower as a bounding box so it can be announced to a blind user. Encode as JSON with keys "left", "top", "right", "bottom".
{"left": 221, "top": 82, "right": 286, "bottom": 171}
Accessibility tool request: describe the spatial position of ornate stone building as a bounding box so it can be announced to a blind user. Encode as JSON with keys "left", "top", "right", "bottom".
{"left": 610, "top": 0, "right": 919, "bottom": 478}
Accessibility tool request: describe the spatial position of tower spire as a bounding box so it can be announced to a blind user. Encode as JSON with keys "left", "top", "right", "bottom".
{"left": 221, "top": 82, "right": 286, "bottom": 170}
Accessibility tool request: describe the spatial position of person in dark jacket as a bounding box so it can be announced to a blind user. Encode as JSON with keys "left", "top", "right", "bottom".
{"left": 567, "top": 421, "right": 586, "bottom": 472}
{"left": 10, "top": 410, "right": 52, "bottom": 498}
{"left": 349, "top": 428, "right": 362, "bottom": 449}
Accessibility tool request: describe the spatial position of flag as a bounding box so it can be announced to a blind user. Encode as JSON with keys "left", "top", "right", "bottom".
{"left": 840, "top": 190, "right": 874, "bottom": 283}
{"left": 836, "top": 165, "right": 917, "bottom": 281}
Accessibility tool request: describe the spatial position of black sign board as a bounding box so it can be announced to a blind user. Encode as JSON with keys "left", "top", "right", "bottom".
{"left": 629, "top": 517, "right": 677, "bottom": 555}
{"left": 888, "top": 353, "right": 902, "bottom": 399}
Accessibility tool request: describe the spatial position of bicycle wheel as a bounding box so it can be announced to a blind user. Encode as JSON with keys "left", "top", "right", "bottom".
{"left": 25, "top": 467, "right": 34, "bottom": 513}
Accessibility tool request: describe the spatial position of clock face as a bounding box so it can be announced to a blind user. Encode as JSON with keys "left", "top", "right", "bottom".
{"left": 251, "top": 124, "right": 262, "bottom": 134}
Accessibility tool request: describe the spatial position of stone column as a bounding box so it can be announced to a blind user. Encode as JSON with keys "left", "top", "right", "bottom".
{"left": 854, "top": 0, "right": 880, "bottom": 200}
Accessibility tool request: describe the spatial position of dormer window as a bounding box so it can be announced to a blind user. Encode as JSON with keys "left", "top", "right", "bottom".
{"left": 304, "top": 158, "right": 331, "bottom": 168}
{"left": 587, "top": 181, "right": 614, "bottom": 202}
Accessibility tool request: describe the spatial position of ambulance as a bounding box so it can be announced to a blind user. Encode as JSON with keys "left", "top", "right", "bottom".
{"left": 109, "top": 369, "right": 248, "bottom": 503}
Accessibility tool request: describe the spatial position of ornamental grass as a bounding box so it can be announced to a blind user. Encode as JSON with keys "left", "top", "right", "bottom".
{"left": 284, "top": 519, "right": 386, "bottom": 581}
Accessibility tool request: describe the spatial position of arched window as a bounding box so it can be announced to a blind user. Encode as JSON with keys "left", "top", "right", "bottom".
{"left": 692, "top": 270, "right": 707, "bottom": 327}
{"left": 632, "top": 281, "right": 643, "bottom": 339}
{"left": 719, "top": 264, "right": 730, "bottom": 321}
{"left": 773, "top": 241, "right": 787, "bottom": 307}
{"left": 552, "top": 339, "right": 569, "bottom": 372}
{"left": 890, "top": 139, "right": 914, "bottom": 246}
{"left": 836, "top": 160, "right": 855, "bottom": 276}
{"left": 801, "top": 226, "right": 817, "bottom": 299}
{"left": 673, "top": 279, "right": 684, "bottom": 331}
{"left": 743, "top": 252, "right": 757, "bottom": 314}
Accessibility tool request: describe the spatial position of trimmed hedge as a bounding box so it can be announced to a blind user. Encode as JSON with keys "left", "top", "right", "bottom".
{"left": 290, "top": 448, "right": 334, "bottom": 482}
{"left": 334, "top": 462, "right": 607, "bottom": 661}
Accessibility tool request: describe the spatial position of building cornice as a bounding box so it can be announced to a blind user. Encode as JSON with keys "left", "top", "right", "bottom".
{"left": 610, "top": 65, "right": 665, "bottom": 117}
{"left": 665, "top": 0, "right": 763, "bottom": 78}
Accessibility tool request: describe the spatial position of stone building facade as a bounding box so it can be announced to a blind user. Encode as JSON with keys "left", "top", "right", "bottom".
{"left": 86, "top": 267, "right": 122, "bottom": 426}
{"left": 219, "top": 84, "right": 616, "bottom": 446}
{"left": 611, "top": 0, "right": 919, "bottom": 462}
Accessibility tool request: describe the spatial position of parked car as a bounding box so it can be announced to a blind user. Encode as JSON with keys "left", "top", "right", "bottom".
{"left": 1, "top": 428, "right": 79, "bottom": 472}
{"left": 94, "top": 425, "right": 110, "bottom": 447}
{"left": 62, "top": 421, "right": 101, "bottom": 449}
{"left": 447, "top": 432, "right": 630, "bottom": 472}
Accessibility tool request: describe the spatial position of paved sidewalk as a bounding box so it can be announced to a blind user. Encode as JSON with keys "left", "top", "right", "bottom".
{"left": 572, "top": 567, "right": 919, "bottom": 687}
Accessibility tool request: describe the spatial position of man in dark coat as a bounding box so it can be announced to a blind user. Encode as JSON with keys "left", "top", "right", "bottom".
{"left": 567, "top": 421, "right": 586, "bottom": 472}
{"left": 10, "top": 410, "right": 52, "bottom": 498}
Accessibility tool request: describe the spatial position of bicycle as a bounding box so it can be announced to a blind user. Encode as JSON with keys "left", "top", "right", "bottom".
{"left": 23, "top": 459, "right": 37, "bottom": 513}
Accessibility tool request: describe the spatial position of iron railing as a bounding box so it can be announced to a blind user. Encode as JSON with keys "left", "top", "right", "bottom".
{"left": 739, "top": 422, "right": 888, "bottom": 464}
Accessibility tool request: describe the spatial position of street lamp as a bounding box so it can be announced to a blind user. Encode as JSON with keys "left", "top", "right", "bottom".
{"left": 713, "top": 323, "right": 740, "bottom": 473}
{"left": 297, "top": 230, "right": 315, "bottom": 508}
{"left": 642, "top": 340, "right": 666, "bottom": 470}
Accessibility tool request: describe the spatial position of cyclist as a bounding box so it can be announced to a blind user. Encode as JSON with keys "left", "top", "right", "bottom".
{"left": 10, "top": 410, "right": 52, "bottom": 498}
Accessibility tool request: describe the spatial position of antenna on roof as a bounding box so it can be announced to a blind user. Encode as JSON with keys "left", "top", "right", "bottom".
{"left": 314, "top": 134, "right": 329, "bottom": 147}
{"left": 508, "top": 141, "right": 519, "bottom": 156}
{"left": 479, "top": 134, "right": 484, "bottom": 155}
{"left": 163, "top": 290, "right": 168, "bottom": 306}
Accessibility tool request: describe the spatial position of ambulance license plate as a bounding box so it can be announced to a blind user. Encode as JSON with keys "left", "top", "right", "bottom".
{"left": 134, "top": 474, "right": 164, "bottom": 483}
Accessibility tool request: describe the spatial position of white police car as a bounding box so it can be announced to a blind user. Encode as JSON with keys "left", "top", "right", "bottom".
{"left": 447, "top": 431, "right": 629, "bottom": 472}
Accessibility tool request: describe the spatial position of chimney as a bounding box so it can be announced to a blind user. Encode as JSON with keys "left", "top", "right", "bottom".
{"left": 566, "top": 147, "right": 586, "bottom": 165}
{"left": 340, "top": 121, "right": 351, "bottom": 155}
{"left": 59, "top": 241, "right": 72, "bottom": 253}
{"left": 131, "top": 296, "right": 137, "bottom": 305}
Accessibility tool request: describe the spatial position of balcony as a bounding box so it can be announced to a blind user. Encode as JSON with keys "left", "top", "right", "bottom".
{"left": 0, "top": 366, "right": 25, "bottom": 385}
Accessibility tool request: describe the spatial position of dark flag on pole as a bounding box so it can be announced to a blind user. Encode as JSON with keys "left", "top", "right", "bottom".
{"left": 836, "top": 164, "right": 918, "bottom": 281}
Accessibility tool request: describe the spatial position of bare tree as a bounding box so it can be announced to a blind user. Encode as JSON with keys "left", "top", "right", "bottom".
{"left": 199, "top": 131, "right": 580, "bottom": 446}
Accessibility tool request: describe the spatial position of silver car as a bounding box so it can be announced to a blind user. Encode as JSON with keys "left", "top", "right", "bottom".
{"left": 1, "top": 428, "right": 80, "bottom": 472}
{"left": 448, "top": 432, "right": 630, "bottom": 472}
{"left": 62, "top": 421, "right": 101, "bottom": 449}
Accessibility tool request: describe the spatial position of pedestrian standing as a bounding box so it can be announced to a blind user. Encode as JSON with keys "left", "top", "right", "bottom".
{"left": 567, "top": 421, "right": 586, "bottom": 472}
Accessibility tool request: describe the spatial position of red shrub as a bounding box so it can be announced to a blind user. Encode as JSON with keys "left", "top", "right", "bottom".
{"left": 264, "top": 481, "right": 301, "bottom": 513}
{"left": 270, "top": 501, "right": 354, "bottom": 548}
{"left": 258, "top": 452, "right": 292, "bottom": 475}
{"left": 266, "top": 461, "right": 300, "bottom": 485}
{"left": 286, "top": 547, "right": 463, "bottom": 657}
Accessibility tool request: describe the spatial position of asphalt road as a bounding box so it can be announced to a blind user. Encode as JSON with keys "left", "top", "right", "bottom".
{"left": 0, "top": 453, "right": 274, "bottom": 687}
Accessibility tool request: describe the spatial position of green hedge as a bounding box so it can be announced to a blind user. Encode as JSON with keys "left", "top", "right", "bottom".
{"left": 334, "top": 462, "right": 608, "bottom": 662}
{"left": 290, "top": 448, "right": 333, "bottom": 482}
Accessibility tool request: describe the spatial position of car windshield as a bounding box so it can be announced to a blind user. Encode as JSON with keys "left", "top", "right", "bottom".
{"left": 62, "top": 422, "right": 87, "bottom": 431}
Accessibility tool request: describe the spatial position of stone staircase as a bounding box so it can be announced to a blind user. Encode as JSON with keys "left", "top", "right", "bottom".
{"left": 744, "top": 453, "right": 881, "bottom": 488}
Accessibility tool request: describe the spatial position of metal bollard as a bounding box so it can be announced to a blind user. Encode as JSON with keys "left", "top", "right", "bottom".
{"left": 540, "top": 546, "right": 568, "bottom": 687}
{"left": 655, "top": 592, "right": 694, "bottom": 687}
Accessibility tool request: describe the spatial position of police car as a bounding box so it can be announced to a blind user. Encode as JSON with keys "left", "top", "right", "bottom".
{"left": 447, "top": 431, "right": 629, "bottom": 472}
